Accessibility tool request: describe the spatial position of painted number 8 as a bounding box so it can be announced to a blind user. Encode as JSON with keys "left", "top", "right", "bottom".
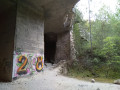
{"left": 36, "top": 56, "right": 43, "bottom": 72}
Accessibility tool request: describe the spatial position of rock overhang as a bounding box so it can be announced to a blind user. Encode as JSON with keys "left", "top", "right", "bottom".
{"left": 42, "top": 0, "right": 80, "bottom": 33}
{"left": 0, "top": 0, "right": 80, "bottom": 81}
{"left": 0, "top": 0, "right": 80, "bottom": 33}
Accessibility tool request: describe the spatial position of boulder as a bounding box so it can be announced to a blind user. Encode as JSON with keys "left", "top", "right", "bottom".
{"left": 91, "top": 79, "right": 95, "bottom": 83}
{"left": 114, "top": 79, "right": 120, "bottom": 85}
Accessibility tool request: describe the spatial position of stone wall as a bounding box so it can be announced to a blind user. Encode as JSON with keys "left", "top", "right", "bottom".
{"left": 0, "top": 0, "right": 79, "bottom": 81}
{"left": 70, "top": 26, "right": 77, "bottom": 61}
{"left": 12, "top": 1, "right": 44, "bottom": 78}
{"left": 0, "top": 5, "right": 16, "bottom": 81}
{"left": 55, "top": 31, "right": 70, "bottom": 63}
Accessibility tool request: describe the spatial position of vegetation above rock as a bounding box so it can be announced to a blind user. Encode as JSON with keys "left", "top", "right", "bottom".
{"left": 68, "top": 0, "right": 120, "bottom": 81}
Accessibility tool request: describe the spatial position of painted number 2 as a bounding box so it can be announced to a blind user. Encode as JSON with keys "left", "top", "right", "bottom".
{"left": 17, "top": 56, "right": 28, "bottom": 75}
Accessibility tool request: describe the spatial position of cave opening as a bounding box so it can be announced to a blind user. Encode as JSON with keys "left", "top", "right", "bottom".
{"left": 44, "top": 33, "right": 57, "bottom": 64}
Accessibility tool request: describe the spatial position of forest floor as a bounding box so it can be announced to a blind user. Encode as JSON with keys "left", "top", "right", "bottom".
{"left": 0, "top": 63, "right": 120, "bottom": 90}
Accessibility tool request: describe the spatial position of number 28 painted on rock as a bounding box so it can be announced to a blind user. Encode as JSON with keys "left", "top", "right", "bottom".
{"left": 17, "top": 55, "right": 43, "bottom": 75}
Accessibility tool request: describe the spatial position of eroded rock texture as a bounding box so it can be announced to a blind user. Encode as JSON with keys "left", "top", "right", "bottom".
{"left": 0, "top": 0, "right": 79, "bottom": 81}
{"left": 25, "top": 0, "right": 79, "bottom": 33}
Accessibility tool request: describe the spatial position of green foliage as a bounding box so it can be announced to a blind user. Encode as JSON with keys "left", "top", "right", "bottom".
{"left": 100, "top": 37, "right": 117, "bottom": 58}
{"left": 73, "top": 8, "right": 89, "bottom": 56}
{"left": 73, "top": 8, "right": 85, "bottom": 24}
{"left": 69, "top": 4, "right": 120, "bottom": 80}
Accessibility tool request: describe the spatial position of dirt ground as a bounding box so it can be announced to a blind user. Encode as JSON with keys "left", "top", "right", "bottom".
{"left": 0, "top": 63, "right": 120, "bottom": 90}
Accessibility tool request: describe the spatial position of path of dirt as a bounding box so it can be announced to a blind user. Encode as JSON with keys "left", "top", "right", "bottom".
{"left": 0, "top": 63, "right": 120, "bottom": 90}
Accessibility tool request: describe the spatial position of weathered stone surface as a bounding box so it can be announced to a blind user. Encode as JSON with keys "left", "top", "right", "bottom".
{"left": 114, "top": 79, "right": 120, "bottom": 85}
{"left": 12, "top": 1, "right": 44, "bottom": 78}
{"left": 15, "top": 1, "right": 44, "bottom": 54}
{"left": 24, "top": 0, "right": 79, "bottom": 33}
{"left": 1, "top": 0, "right": 79, "bottom": 33}
{"left": 0, "top": 0, "right": 16, "bottom": 13}
{"left": 43, "top": 0, "right": 79, "bottom": 33}
{"left": 55, "top": 31, "right": 70, "bottom": 63}
{"left": 0, "top": 4, "right": 16, "bottom": 81}
{"left": 0, "top": 0, "right": 80, "bottom": 81}
{"left": 91, "top": 79, "right": 95, "bottom": 83}
{"left": 70, "top": 27, "right": 77, "bottom": 61}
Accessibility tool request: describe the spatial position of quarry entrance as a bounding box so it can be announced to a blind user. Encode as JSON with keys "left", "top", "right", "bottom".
{"left": 0, "top": 0, "right": 79, "bottom": 82}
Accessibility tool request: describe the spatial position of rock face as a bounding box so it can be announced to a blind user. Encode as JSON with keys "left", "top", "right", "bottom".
{"left": 1, "top": 0, "right": 79, "bottom": 33}
{"left": 12, "top": 0, "right": 45, "bottom": 79}
{"left": 91, "top": 79, "right": 95, "bottom": 83}
{"left": 55, "top": 31, "right": 70, "bottom": 63}
{"left": 114, "top": 79, "right": 120, "bottom": 85}
{"left": 0, "top": 0, "right": 80, "bottom": 81}
{"left": 0, "top": 2, "right": 16, "bottom": 81}
{"left": 26, "top": 0, "right": 79, "bottom": 33}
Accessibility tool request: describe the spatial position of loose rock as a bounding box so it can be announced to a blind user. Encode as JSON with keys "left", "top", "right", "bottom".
{"left": 91, "top": 79, "right": 95, "bottom": 83}
{"left": 114, "top": 79, "right": 120, "bottom": 85}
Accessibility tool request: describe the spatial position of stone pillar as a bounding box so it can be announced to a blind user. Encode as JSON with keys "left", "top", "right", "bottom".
{"left": 12, "top": 1, "right": 44, "bottom": 78}
{"left": 0, "top": 3, "right": 16, "bottom": 81}
{"left": 55, "top": 31, "right": 70, "bottom": 63}
{"left": 70, "top": 26, "right": 77, "bottom": 61}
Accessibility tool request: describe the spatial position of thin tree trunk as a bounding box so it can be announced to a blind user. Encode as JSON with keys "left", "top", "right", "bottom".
{"left": 88, "top": 0, "right": 92, "bottom": 51}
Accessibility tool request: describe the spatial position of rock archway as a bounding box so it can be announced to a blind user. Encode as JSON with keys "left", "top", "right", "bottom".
{"left": 0, "top": 0, "right": 79, "bottom": 81}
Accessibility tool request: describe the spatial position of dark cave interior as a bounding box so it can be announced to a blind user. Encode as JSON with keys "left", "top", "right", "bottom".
{"left": 44, "top": 33, "right": 57, "bottom": 64}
